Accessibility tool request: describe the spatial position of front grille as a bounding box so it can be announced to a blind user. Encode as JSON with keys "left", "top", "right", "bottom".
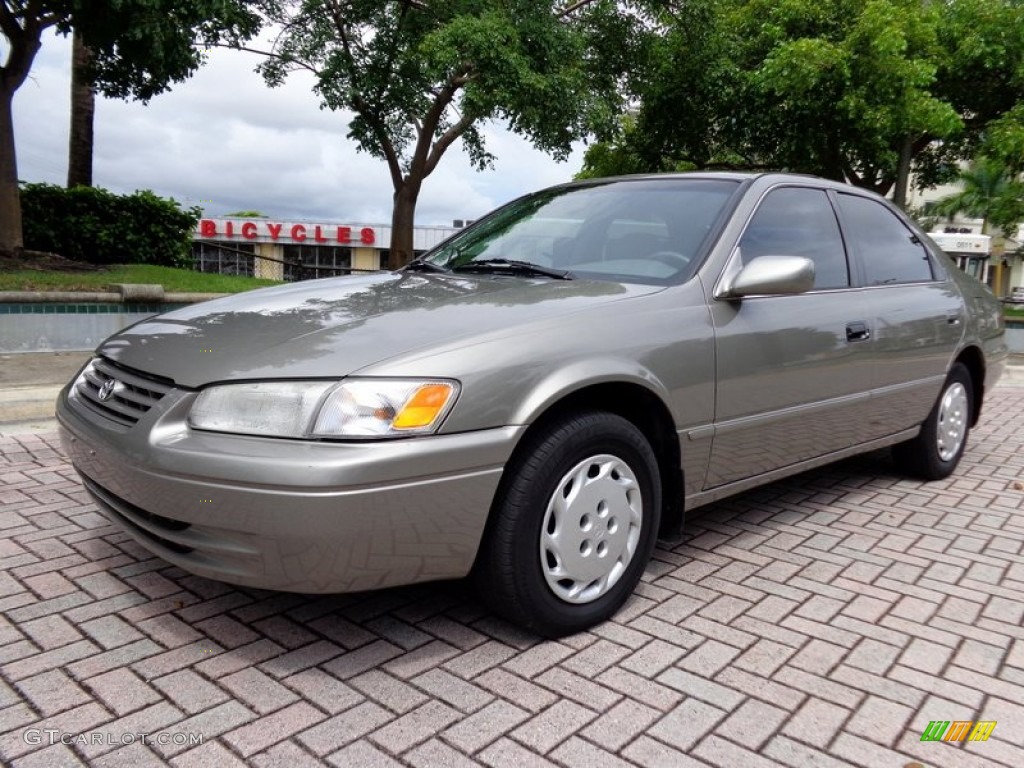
{"left": 75, "top": 358, "right": 174, "bottom": 426}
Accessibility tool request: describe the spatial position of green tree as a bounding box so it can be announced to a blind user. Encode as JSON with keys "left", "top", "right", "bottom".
{"left": 577, "top": 0, "right": 730, "bottom": 179}
{"left": 914, "top": 0, "right": 1024, "bottom": 189}
{"left": 578, "top": 0, "right": 1024, "bottom": 210}
{"left": 730, "top": 0, "right": 961, "bottom": 203}
{"left": 249, "top": 0, "right": 633, "bottom": 268}
{"left": 0, "top": 1, "right": 261, "bottom": 258}
{"left": 932, "top": 157, "right": 1024, "bottom": 238}
{"left": 983, "top": 104, "right": 1024, "bottom": 175}
{"left": 577, "top": 123, "right": 650, "bottom": 180}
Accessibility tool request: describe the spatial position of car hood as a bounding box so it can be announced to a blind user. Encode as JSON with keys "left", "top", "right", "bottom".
{"left": 97, "top": 272, "right": 659, "bottom": 388}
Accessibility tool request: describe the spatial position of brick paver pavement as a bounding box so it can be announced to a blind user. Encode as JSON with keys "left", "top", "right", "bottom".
{"left": 1, "top": 389, "right": 1023, "bottom": 767}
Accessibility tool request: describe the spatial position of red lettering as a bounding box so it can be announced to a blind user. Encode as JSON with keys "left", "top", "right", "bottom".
{"left": 267, "top": 223, "right": 282, "bottom": 240}
{"left": 199, "top": 220, "right": 216, "bottom": 237}
{"left": 225, "top": 221, "right": 234, "bottom": 238}
{"left": 241, "top": 222, "right": 257, "bottom": 239}
{"left": 336, "top": 226, "right": 352, "bottom": 243}
{"left": 314, "top": 225, "right": 328, "bottom": 243}
{"left": 291, "top": 224, "right": 306, "bottom": 242}
{"left": 360, "top": 227, "right": 375, "bottom": 245}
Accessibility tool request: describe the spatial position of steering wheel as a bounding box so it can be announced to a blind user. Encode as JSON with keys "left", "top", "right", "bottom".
{"left": 646, "top": 250, "right": 691, "bottom": 268}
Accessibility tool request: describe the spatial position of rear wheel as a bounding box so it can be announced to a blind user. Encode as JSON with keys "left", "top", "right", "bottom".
{"left": 476, "top": 411, "right": 661, "bottom": 637}
{"left": 893, "top": 362, "right": 973, "bottom": 480}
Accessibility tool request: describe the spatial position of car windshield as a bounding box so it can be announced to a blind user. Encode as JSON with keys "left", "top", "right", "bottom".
{"left": 423, "top": 178, "right": 740, "bottom": 285}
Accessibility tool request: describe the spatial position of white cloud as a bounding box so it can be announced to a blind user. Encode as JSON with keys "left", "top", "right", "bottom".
{"left": 13, "top": 30, "right": 586, "bottom": 228}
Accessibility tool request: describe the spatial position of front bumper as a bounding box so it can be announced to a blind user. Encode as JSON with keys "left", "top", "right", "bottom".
{"left": 56, "top": 375, "right": 523, "bottom": 594}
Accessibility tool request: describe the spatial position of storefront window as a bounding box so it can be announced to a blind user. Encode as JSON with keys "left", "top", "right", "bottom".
{"left": 282, "top": 245, "right": 352, "bottom": 281}
{"left": 191, "top": 242, "right": 255, "bottom": 276}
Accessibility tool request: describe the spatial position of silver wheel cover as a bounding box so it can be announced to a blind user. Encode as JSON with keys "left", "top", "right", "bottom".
{"left": 937, "top": 382, "right": 969, "bottom": 462}
{"left": 540, "top": 454, "right": 643, "bottom": 604}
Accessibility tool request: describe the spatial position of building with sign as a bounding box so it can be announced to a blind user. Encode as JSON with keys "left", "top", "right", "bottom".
{"left": 927, "top": 227, "right": 1024, "bottom": 296}
{"left": 192, "top": 218, "right": 462, "bottom": 280}
{"left": 908, "top": 174, "right": 1023, "bottom": 297}
{"left": 928, "top": 232, "right": 992, "bottom": 282}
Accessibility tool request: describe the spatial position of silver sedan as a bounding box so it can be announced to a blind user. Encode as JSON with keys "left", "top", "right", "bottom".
{"left": 57, "top": 173, "right": 1007, "bottom": 636}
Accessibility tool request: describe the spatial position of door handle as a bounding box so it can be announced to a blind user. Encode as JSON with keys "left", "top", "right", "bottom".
{"left": 846, "top": 321, "right": 871, "bottom": 342}
{"left": 946, "top": 311, "right": 962, "bottom": 326}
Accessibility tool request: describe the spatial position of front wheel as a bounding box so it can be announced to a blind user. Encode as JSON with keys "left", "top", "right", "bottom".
{"left": 475, "top": 411, "right": 661, "bottom": 637}
{"left": 892, "top": 362, "right": 973, "bottom": 480}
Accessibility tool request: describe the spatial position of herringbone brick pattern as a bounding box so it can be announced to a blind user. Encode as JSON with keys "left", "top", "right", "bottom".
{"left": 2, "top": 389, "right": 1023, "bottom": 766}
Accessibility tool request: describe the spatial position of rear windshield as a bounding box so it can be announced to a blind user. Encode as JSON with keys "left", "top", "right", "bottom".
{"left": 424, "top": 178, "right": 740, "bottom": 285}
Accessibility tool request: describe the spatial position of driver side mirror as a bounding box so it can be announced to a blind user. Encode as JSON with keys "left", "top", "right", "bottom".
{"left": 719, "top": 255, "right": 815, "bottom": 298}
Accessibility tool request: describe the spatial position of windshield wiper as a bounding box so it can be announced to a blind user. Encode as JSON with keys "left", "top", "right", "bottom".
{"left": 403, "top": 259, "right": 449, "bottom": 273}
{"left": 451, "top": 258, "right": 573, "bottom": 280}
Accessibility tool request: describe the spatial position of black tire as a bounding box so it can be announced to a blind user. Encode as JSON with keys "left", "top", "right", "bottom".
{"left": 892, "top": 362, "right": 973, "bottom": 480}
{"left": 475, "top": 411, "right": 661, "bottom": 637}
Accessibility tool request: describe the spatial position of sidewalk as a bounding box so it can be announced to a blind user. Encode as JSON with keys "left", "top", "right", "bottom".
{"left": 2, "top": 388, "right": 1023, "bottom": 766}
{"left": 0, "top": 351, "right": 92, "bottom": 436}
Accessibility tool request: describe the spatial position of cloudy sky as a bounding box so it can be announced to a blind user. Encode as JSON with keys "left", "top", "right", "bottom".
{"left": 13, "top": 30, "right": 586, "bottom": 227}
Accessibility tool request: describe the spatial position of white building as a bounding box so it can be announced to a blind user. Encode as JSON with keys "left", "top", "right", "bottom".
{"left": 927, "top": 232, "right": 992, "bottom": 283}
{"left": 907, "top": 177, "right": 1024, "bottom": 296}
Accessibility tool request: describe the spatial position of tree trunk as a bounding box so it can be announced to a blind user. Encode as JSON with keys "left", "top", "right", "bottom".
{"left": 893, "top": 137, "right": 913, "bottom": 210}
{"left": 67, "top": 29, "right": 95, "bottom": 188}
{"left": 388, "top": 180, "right": 420, "bottom": 270}
{"left": 0, "top": 85, "right": 23, "bottom": 257}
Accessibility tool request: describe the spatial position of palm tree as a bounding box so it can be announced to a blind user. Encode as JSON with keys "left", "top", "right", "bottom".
{"left": 67, "top": 29, "right": 95, "bottom": 188}
{"left": 933, "top": 157, "right": 1024, "bottom": 237}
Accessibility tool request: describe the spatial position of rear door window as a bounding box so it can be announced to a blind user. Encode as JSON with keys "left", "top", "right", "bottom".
{"left": 835, "top": 193, "right": 934, "bottom": 285}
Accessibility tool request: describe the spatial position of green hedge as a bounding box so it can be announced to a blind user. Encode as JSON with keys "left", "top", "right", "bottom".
{"left": 20, "top": 183, "right": 201, "bottom": 267}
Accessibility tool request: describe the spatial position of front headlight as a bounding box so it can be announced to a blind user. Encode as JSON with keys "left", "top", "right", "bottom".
{"left": 189, "top": 379, "right": 460, "bottom": 439}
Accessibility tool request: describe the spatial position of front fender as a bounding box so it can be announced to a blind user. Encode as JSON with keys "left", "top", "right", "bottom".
{"left": 506, "top": 357, "right": 674, "bottom": 426}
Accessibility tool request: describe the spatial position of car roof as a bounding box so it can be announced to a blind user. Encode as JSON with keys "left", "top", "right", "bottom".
{"left": 561, "top": 170, "right": 888, "bottom": 201}
{"left": 575, "top": 170, "right": 843, "bottom": 185}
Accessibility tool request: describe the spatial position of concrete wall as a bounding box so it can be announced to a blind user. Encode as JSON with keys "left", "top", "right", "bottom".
{"left": 1005, "top": 327, "right": 1024, "bottom": 354}
{"left": 0, "top": 307, "right": 165, "bottom": 353}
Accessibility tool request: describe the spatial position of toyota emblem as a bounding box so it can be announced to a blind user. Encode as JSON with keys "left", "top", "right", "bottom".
{"left": 97, "top": 380, "right": 117, "bottom": 402}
